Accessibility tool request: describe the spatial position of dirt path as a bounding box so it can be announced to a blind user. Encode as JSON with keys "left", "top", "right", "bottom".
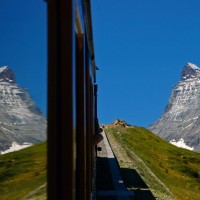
{"left": 105, "top": 129, "right": 176, "bottom": 200}
{"left": 22, "top": 183, "right": 46, "bottom": 200}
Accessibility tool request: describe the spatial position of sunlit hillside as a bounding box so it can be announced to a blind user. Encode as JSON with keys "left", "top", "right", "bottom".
{"left": 0, "top": 142, "right": 46, "bottom": 200}
{"left": 105, "top": 126, "right": 200, "bottom": 200}
{"left": 1, "top": 126, "right": 200, "bottom": 200}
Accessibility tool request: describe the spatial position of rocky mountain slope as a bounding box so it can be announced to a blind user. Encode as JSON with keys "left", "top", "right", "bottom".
{"left": 149, "top": 63, "right": 200, "bottom": 152}
{"left": 0, "top": 66, "right": 46, "bottom": 152}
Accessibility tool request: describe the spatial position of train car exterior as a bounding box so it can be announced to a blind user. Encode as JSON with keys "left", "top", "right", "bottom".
{"left": 47, "top": 0, "right": 98, "bottom": 199}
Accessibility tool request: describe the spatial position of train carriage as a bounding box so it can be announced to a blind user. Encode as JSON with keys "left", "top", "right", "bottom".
{"left": 47, "top": 0, "right": 98, "bottom": 199}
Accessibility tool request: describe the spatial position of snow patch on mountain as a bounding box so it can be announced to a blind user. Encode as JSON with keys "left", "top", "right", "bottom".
{"left": 187, "top": 62, "right": 199, "bottom": 70}
{"left": 1, "top": 141, "right": 33, "bottom": 154}
{"left": 170, "top": 138, "right": 194, "bottom": 151}
{"left": 181, "top": 62, "right": 200, "bottom": 80}
{"left": 0, "top": 66, "right": 9, "bottom": 73}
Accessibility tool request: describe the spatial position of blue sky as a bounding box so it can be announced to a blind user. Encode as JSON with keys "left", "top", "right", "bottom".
{"left": 92, "top": 0, "right": 200, "bottom": 127}
{"left": 0, "top": 0, "right": 47, "bottom": 115}
{"left": 0, "top": 1, "right": 200, "bottom": 127}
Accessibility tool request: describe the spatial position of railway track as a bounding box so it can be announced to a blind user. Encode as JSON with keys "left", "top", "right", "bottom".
{"left": 96, "top": 131, "right": 134, "bottom": 200}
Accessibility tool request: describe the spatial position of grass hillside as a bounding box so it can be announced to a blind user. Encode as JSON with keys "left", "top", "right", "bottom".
{"left": 0, "top": 142, "right": 46, "bottom": 200}
{"left": 105, "top": 126, "right": 200, "bottom": 200}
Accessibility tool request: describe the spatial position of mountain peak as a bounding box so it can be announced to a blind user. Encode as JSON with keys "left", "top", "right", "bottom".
{"left": 0, "top": 66, "right": 16, "bottom": 83}
{"left": 0, "top": 65, "right": 46, "bottom": 151}
{"left": 149, "top": 62, "right": 200, "bottom": 152}
{"left": 181, "top": 62, "right": 200, "bottom": 80}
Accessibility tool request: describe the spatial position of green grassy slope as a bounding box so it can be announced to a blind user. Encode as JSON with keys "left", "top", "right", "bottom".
{"left": 106, "top": 126, "right": 200, "bottom": 200}
{"left": 0, "top": 142, "right": 46, "bottom": 200}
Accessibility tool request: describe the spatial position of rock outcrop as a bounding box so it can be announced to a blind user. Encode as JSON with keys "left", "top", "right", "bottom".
{"left": 104, "top": 119, "right": 131, "bottom": 129}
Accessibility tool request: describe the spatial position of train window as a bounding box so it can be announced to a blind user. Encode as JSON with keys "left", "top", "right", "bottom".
{"left": 47, "top": 0, "right": 98, "bottom": 199}
{"left": 0, "top": 0, "right": 47, "bottom": 199}
{"left": 0, "top": 0, "right": 97, "bottom": 199}
{"left": 0, "top": 0, "right": 98, "bottom": 199}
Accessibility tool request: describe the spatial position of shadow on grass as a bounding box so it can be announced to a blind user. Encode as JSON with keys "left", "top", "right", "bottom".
{"left": 120, "top": 168, "right": 156, "bottom": 200}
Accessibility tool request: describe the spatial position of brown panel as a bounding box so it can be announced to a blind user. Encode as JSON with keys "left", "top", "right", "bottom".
{"left": 86, "top": 77, "right": 94, "bottom": 199}
{"left": 47, "top": 0, "right": 97, "bottom": 199}
{"left": 47, "top": 0, "right": 76, "bottom": 199}
{"left": 76, "top": 33, "right": 87, "bottom": 200}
